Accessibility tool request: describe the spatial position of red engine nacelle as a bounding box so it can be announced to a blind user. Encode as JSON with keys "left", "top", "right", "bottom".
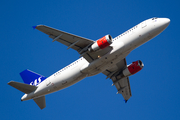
{"left": 122, "top": 60, "right": 144, "bottom": 77}
{"left": 88, "top": 35, "right": 112, "bottom": 52}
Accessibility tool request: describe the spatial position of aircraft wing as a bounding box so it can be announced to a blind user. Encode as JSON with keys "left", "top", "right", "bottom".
{"left": 35, "top": 25, "right": 112, "bottom": 63}
{"left": 102, "top": 58, "right": 132, "bottom": 101}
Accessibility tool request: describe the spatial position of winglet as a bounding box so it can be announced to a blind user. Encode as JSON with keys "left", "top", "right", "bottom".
{"left": 124, "top": 100, "right": 128, "bottom": 103}
{"left": 32, "top": 26, "right": 37, "bottom": 29}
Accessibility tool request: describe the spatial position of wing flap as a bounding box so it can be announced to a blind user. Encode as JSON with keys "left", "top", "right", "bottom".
{"left": 114, "top": 77, "right": 132, "bottom": 100}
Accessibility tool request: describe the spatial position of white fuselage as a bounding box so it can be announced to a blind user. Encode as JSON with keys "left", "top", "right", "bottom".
{"left": 21, "top": 18, "right": 170, "bottom": 101}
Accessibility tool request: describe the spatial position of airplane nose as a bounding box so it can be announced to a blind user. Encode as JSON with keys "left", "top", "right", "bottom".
{"left": 162, "top": 18, "right": 170, "bottom": 27}
{"left": 165, "top": 18, "right": 170, "bottom": 25}
{"left": 156, "top": 18, "right": 170, "bottom": 31}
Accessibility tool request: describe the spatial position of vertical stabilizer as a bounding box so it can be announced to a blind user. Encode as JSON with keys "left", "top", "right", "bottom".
{"left": 20, "top": 69, "right": 46, "bottom": 86}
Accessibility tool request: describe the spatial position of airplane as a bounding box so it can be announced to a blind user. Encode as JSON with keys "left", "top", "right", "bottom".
{"left": 8, "top": 17, "right": 170, "bottom": 109}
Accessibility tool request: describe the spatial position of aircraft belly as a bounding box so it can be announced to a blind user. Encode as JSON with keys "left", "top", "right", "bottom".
{"left": 50, "top": 66, "right": 86, "bottom": 92}
{"left": 83, "top": 51, "right": 129, "bottom": 76}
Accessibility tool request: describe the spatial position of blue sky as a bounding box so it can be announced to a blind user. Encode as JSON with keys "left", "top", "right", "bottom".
{"left": 1, "top": 0, "right": 179, "bottom": 120}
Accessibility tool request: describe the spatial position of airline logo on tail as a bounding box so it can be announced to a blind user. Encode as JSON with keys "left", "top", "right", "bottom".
{"left": 20, "top": 69, "right": 46, "bottom": 86}
{"left": 30, "top": 76, "right": 43, "bottom": 86}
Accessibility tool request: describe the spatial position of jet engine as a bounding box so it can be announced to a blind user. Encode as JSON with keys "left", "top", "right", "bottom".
{"left": 122, "top": 60, "right": 144, "bottom": 77}
{"left": 88, "top": 35, "right": 112, "bottom": 52}
{"left": 111, "top": 60, "right": 144, "bottom": 86}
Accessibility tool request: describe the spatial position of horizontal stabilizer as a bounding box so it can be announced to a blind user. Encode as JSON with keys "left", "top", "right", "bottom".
{"left": 8, "top": 81, "right": 37, "bottom": 94}
{"left": 33, "top": 96, "right": 46, "bottom": 109}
